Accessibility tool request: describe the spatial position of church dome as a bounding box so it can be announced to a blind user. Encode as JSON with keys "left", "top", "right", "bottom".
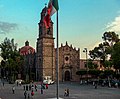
{"left": 20, "top": 41, "right": 35, "bottom": 55}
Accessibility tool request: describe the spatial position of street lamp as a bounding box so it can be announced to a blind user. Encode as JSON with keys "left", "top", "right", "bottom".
{"left": 83, "top": 48, "right": 88, "bottom": 83}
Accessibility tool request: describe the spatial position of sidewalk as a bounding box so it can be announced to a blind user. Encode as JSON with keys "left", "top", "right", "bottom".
{"left": 0, "top": 81, "right": 120, "bottom": 99}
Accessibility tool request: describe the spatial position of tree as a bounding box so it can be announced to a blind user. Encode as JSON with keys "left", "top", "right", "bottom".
{"left": 112, "top": 42, "right": 120, "bottom": 71}
{"left": 89, "top": 43, "right": 107, "bottom": 66}
{"left": 88, "top": 69, "right": 101, "bottom": 78}
{"left": 103, "top": 60, "right": 112, "bottom": 69}
{"left": 103, "top": 70, "right": 114, "bottom": 77}
{"left": 89, "top": 32, "right": 120, "bottom": 71}
{"left": 0, "top": 37, "right": 24, "bottom": 81}
{"left": 87, "top": 59, "right": 98, "bottom": 69}
{"left": 0, "top": 37, "right": 11, "bottom": 61}
{"left": 102, "top": 31, "right": 119, "bottom": 46}
{"left": 76, "top": 69, "right": 87, "bottom": 80}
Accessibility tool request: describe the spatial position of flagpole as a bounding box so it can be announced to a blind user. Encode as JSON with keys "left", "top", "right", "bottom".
{"left": 56, "top": 11, "right": 59, "bottom": 99}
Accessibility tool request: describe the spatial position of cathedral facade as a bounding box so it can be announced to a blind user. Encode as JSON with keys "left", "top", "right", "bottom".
{"left": 35, "top": 6, "right": 80, "bottom": 82}
{"left": 57, "top": 42, "right": 80, "bottom": 81}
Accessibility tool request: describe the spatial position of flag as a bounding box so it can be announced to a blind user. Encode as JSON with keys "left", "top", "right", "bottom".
{"left": 44, "top": 0, "right": 59, "bottom": 28}
{"left": 48, "top": 0, "right": 59, "bottom": 16}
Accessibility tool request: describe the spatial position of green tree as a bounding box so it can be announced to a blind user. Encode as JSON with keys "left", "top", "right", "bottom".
{"left": 0, "top": 37, "right": 24, "bottom": 81}
{"left": 0, "top": 37, "right": 11, "bottom": 61}
{"left": 103, "top": 60, "right": 112, "bottom": 69}
{"left": 103, "top": 70, "right": 114, "bottom": 76}
{"left": 112, "top": 42, "right": 120, "bottom": 71}
{"left": 89, "top": 32, "right": 119, "bottom": 71}
{"left": 88, "top": 69, "right": 101, "bottom": 78}
{"left": 102, "top": 31, "right": 119, "bottom": 46}
{"left": 87, "top": 59, "right": 98, "bottom": 69}
{"left": 76, "top": 69, "right": 87, "bottom": 79}
{"left": 89, "top": 43, "right": 107, "bottom": 65}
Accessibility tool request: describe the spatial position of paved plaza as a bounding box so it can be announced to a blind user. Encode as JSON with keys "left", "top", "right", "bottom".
{"left": 0, "top": 81, "right": 120, "bottom": 99}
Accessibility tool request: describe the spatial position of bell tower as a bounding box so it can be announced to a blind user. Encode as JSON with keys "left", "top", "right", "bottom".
{"left": 36, "top": 6, "right": 55, "bottom": 81}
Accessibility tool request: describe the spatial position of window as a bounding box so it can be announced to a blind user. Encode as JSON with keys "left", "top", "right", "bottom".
{"left": 65, "top": 57, "right": 69, "bottom": 61}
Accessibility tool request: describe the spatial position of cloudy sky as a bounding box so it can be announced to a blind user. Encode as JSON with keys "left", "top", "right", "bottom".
{"left": 0, "top": 0, "right": 120, "bottom": 59}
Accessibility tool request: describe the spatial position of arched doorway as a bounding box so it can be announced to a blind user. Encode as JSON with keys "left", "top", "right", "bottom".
{"left": 64, "top": 71, "right": 70, "bottom": 81}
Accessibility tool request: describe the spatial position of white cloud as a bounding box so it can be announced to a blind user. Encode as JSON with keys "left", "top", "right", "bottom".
{"left": 106, "top": 15, "right": 120, "bottom": 33}
{"left": 0, "top": 21, "right": 18, "bottom": 34}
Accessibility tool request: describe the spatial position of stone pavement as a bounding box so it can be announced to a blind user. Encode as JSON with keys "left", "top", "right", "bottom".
{"left": 0, "top": 81, "right": 120, "bottom": 99}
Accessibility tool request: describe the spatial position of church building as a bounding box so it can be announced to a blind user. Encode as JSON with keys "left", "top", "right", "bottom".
{"left": 20, "top": 6, "right": 80, "bottom": 82}
{"left": 35, "top": 6, "right": 80, "bottom": 81}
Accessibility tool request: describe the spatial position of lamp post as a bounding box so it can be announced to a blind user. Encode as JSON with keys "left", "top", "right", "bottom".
{"left": 83, "top": 48, "right": 88, "bottom": 83}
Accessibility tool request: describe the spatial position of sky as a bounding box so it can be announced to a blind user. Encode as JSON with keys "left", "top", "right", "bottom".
{"left": 0, "top": 0, "right": 120, "bottom": 60}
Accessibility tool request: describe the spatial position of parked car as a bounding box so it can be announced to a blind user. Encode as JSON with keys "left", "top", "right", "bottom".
{"left": 43, "top": 76, "right": 54, "bottom": 85}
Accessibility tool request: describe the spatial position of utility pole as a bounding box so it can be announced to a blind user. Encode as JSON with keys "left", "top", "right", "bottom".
{"left": 83, "top": 48, "right": 88, "bottom": 83}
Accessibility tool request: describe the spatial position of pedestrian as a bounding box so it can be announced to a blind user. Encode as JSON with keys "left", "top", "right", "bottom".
{"left": 26, "top": 85, "right": 28, "bottom": 91}
{"left": 12, "top": 86, "right": 15, "bottom": 94}
{"left": 46, "top": 84, "right": 48, "bottom": 89}
{"left": 31, "top": 84, "right": 34, "bottom": 91}
{"left": 35, "top": 84, "right": 37, "bottom": 91}
{"left": 66, "top": 88, "right": 69, "bottom": 96}
{"left": 31, "top": 90, "right": 34, "bottom": 99}
{"left": 41, "top": 87, "right": 43, "bottom": 94}
{"left": 23, "top": 85, "right": 25, "bottom": 90}
{"left": 95, "top": 83, "right": 97, "bottom": 89}
{"left": 3, "top": 82, "right": 4, "bottom": 86}
{"left": 64, "top": 89, "right": 67, "bottom": 96}
{"left": 28, "top": 93, "right": 30, "bottom": 99}
{"left": 29, "top": 84, "right": 31, "bottom": 90}
{"left": 17, "top": 81, "right": 18, "bottom": 86}
{"left": 93, "top": 81, "right": 95, "bottom": 86}
{"left": 24, "top": 90, "right": 27, "bottom": 99}
{"left": 94, "top": 81, "right": 97, "bottom": 89}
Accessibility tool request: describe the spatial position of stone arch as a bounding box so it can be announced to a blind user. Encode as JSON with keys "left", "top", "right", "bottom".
{"left": 64, "top": 70, "right": 70, "bottom": 81}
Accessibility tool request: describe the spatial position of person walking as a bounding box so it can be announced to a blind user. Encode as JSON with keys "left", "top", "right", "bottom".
{"left": 41, "top": 87, "right": 43, "bottom": 94}
{"left": 3, "top": 82, "right": 4, "bottom": 86}
{"left": 35, "top": 84, "right": 37, "bottom": 91}
{"left": 28, "top": 93, "right": 30, "bottom": 99}
{"left": 24, "top": 90, "right": 27, "bottom": 99}
{"left": 26, "top": 85, "right": 28, "bottom": 91}
{"left": 31, "top": 84, "right": 34, "bottom": 91}
{"left": 31, "top": 90, "right": 34, "bottom": 99}
{"left": 17, "top": 81, "right": 19, "bottom": 86}
{"left": 46, "top": 84, "right": 48, "bottom": 89}
{"left": 23, "top": 85, "right": 25, "bottom": 90}
{"left": 94, "top": 81, "right": 98, "bottom": 89}
{"left": 64, "top": 89, "right": 67, "bottom": 96}
{"left": 66, "top": 88, "right": 69, "bottom": 97}
{"left": 12, "top": 86, "right": 15, "bottom": 94}
{"left": 29, "top": 84, "right": 31, "bottom": 90}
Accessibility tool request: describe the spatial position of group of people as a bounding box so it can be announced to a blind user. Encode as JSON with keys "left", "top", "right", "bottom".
{"left": 93, "top": 81, "right": 98, "bottom": 89}
{"left": 64, "top": 88, "right": 69, "bottom": 97}
{"left": 24, "top": 90, "right": 30, "bottom": 99}
{"left": 23, "top": 82, "right": 49, "bottom": 99}
{"left": 23, "top": 84, "right": 35, "bottom": 91}
{"left": 23, "top": 84, "right": 36, "bottom": 99}
{"left": 11, "top": 81, "right": 70, "bottom": 98}
{"left": 40, "top": 83, "right": 49, "bottom": 94}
